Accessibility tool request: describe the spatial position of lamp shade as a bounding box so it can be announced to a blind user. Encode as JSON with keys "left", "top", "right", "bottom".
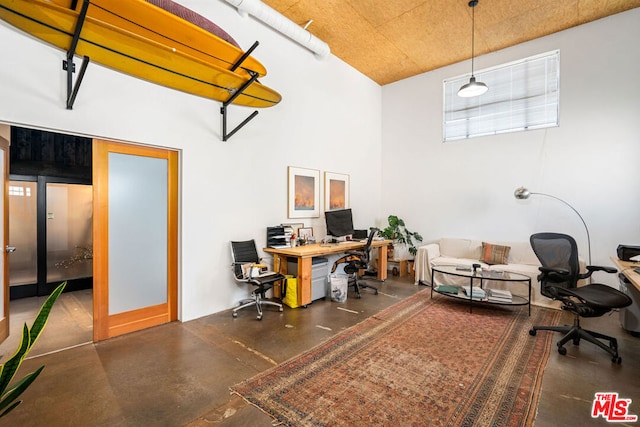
{"left": 458, "top": 76, "right": 488, "bottom": 98}
{"left": 514, "top": 187, "right": 530, "bottom": 199}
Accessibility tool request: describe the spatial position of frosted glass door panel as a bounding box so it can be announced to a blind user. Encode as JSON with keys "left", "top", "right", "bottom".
{"left": 8, "top": 181, "right": 37, "bottom": 286}
{"left": 46, "top": 183, "right": 93, "bottom": 282}
{"left": 108, "top": 153, "right": 167, "bottom": 315}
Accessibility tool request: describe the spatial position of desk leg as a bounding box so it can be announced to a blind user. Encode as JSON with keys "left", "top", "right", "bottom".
{"left": 377, "top": 245, "right": 388, "bottom": 281}
{"left": 272, "top": 254, "right": 287, "bottom": 298}
{"left": 297, "top": 257, "right": 312, "bottom": 306}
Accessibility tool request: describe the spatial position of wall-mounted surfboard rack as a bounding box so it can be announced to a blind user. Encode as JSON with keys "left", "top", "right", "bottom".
{"left": 64, "top": 0, "right": 90, "bottom": 110}
{"left": 220, "top": 41, "right": 260, "bottom": 142}
{"left": 61, "top": 0, "right": 265, "bottom": 141}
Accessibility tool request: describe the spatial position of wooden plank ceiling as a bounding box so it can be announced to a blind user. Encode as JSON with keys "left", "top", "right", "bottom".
{"left": 262, "top": 0, "right": 640, "bottom": 85}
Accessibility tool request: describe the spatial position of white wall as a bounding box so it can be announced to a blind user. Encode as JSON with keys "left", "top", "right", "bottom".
{"left": 381, "top": 9, "right": 640, "bottom": 286}
{"left": 0, "top": 0, "right": 382, "bottom": 320}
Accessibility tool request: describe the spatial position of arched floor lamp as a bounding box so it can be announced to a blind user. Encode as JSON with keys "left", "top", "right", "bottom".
{"left": 514, "top": 186, "right": 591, "bottom": 265}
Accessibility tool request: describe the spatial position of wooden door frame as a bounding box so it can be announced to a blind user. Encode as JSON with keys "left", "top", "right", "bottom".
{"left": 93, "top": 139, "right": 178, "bottom": 341}
{"left": 0, "top": 134, "right": 9, "bottom": 343}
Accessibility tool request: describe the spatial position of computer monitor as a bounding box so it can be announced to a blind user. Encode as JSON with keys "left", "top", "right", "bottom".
{"left": 325, "top": 208, "right": 354, "bottom": 238}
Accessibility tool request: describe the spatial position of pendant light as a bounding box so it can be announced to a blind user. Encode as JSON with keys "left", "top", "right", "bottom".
{"left": 458, "top": 0, "right": 488, "bottom": 97}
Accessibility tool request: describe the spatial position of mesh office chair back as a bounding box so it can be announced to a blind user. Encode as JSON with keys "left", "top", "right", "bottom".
{"left": 530, "top": 233, "right": 581, "bottom": 299}
{"left": 343, "top": 231, "right": 376, "bottom": 275}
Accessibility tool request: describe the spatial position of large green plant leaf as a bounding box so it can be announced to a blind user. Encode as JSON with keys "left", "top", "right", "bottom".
{"left": 0, "top": 325, "right": 30, "bottom": 397}
{"left": 28, "top": 282, "right": 66, "bottom": 348}
{"left": 0, "top": 400, "right": 21, "bottom": 419}
{"left": 0, "top": 366, "right": 44, "bottom": 416}
{"left": 0, "top": 281, "right": 66, "bottom": 418}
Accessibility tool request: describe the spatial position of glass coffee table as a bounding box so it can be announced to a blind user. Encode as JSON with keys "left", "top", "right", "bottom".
{"left": 431, "top": 265, "right": 531, "bottom": 315}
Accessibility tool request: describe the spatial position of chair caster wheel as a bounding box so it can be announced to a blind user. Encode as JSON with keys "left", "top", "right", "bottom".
{"left": 573, "top": 338, "right": 580, "bottom": 346}
{"left": 529, "top": 329, "right": 536, "bottom": 336}
{"left": 374, "top": 290, "right": 379, "bottom": 295}
{"left": 232, "top": 312, "right": 238, "bottom": 318}
{"left": 356, "top": 294, "right": 362, "bottom": 299}
{"left": 257, "top": 315, "right": 262, "bottom": 320}
{"left": 612, "top": 356, "right": 622, "bottom": 364}
{"left": 279, "top": 307, "right": 283, "bottom": 312}
{"left": 558, "top": 346, "right": 567, "bottom": 356}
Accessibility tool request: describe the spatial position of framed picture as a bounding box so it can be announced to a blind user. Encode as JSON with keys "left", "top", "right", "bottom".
{"left": 324, "top": 172, "right": 350, "bottom": 211}
{"left": 298, "top": 227, "right": 314, "bottom": 239}
{"left": 288, "top": 166, "right": 320, "bottom": 218}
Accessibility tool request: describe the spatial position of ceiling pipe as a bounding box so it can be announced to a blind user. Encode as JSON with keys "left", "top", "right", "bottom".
{"left": 222, "top": 0, "right": 330, "bottom": 60}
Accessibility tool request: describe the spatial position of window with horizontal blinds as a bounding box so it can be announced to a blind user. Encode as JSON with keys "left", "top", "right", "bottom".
{"left": 443, "top": 50, "right": 559, "bottom": 141}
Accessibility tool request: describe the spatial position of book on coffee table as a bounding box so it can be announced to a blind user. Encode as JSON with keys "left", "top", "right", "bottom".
{"left": 461, "top": 285, "right": 486, "bottom": 300}
{"left": 437, "top": 285, "right": 460, "bottom": 295}
{"left": 487, "top": 288, "right": 512, "bottom": 302}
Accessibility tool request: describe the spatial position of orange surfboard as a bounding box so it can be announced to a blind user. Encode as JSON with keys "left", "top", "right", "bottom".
{"left": 0, "top": 0, "right": 280, "bottom": 108}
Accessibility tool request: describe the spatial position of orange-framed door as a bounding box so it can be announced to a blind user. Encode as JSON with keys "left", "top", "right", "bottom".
{"left": 93, "top": 139, "right": 178, "bottom": 341}
{"left": 0, "top": 130, "right": 9, "bottom": 344}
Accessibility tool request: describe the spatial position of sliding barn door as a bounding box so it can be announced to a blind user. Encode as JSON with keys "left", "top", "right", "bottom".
{"left": 93, "top": 140, "right": 178, "bottom": 341}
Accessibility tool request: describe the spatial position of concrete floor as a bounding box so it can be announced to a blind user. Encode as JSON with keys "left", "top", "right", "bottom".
{"left": 2, "top": 276, "right": 639, "bottom": 426}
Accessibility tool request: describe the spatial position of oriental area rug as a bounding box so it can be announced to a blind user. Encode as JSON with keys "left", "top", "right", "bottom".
{"left": 231, "top": 290, "right": 561, "bottom": 427}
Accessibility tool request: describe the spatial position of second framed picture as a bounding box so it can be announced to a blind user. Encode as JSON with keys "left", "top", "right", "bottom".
{"left": 325, "top": 172, "right": 350, "bottom": 211}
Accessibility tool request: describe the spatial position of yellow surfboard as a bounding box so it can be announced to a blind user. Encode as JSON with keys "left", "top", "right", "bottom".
{"left": 48, "top": 0, "right": 267, "bottom": 78}
{"left": 0, "top": 0, "right": 281, "bottom": 108}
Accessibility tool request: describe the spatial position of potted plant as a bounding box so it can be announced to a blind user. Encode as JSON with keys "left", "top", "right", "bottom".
{"left": 372, "top": 215, "right": 423, "bottom": 259}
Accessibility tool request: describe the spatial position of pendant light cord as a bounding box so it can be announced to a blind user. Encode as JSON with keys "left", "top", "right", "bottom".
{"left": 470, "top": 0, "right": 477, "bottom": 76}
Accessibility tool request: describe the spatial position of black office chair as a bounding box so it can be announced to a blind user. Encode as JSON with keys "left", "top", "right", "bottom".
{"left": 230, "top": 240, "right": 284, "bottom": 320}
{"left": 529, "top": 233, "right": 632, "bottom": 363}
{"left": 330, "top": 231, "right": 379, "bottom": 298}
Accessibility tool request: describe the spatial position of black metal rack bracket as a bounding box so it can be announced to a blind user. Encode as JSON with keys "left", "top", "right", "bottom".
{"left": 64, "top": 0, "right": 91, "bottom": 109}
{"left": 220, "top": 71, "right": 259, "bottom": 142}
{"left": 230, "top": 41, "right": 259, "bottom": 73}
{"left": 60, "top": 5, "right": 264, "bottom": 139}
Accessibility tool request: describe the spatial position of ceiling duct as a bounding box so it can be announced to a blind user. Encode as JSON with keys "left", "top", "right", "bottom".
{"left": 222, "top": 0, "right": 330, "bottom": 60}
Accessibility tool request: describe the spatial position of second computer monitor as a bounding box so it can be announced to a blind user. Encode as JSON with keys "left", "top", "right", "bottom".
{"left": 325, "top": 208, "right": 354, "bottom": 238}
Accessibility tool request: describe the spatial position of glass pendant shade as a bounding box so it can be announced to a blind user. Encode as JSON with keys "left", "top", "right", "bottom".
{"left": 458, "top": 76, "right": 488, "bottom": 97}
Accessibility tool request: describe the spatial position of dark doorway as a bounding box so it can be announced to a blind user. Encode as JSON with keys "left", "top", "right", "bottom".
{"left": 8, "top": 126, "right": 93, "bottom": 299}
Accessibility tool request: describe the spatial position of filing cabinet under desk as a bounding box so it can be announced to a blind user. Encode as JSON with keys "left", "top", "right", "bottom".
{"left": 619, "top": 273, "right": 640, "bottom": 335}
{"left": 287, "top": 257, "right": 329, "bottom": 302}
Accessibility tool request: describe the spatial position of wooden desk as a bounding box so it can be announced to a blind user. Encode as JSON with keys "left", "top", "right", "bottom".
{"left": 611, "top": 257, "right": 640, "bottom": 292}
{"left": 265, "top": 240, "right": 392, "bottom": 306}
